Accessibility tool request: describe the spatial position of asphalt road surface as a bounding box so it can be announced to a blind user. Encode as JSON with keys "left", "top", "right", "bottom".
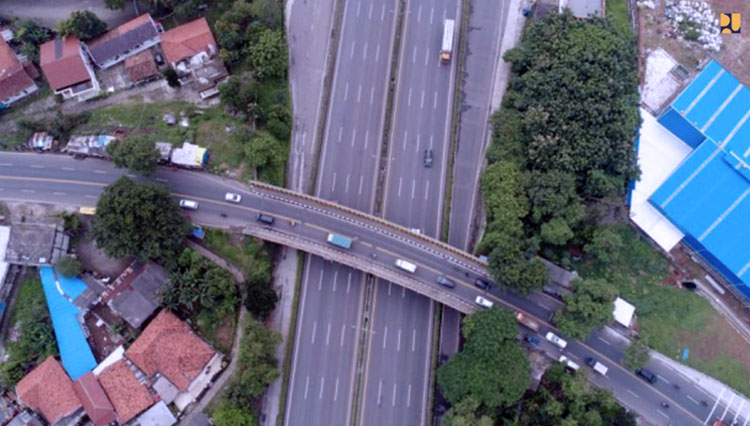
{"left": 285, "top": 0, "right": 400, "bottom": 423}
{"left": 0, "top": 152, "right": 741, "bottom": 426}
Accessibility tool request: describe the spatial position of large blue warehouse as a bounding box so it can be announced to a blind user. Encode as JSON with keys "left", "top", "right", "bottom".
{"left": 651, "top": 61, "right": 750, "bottom": 299}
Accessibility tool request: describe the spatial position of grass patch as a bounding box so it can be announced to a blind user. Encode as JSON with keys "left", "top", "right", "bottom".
{"left": 578, "top": 225, "right": 750, "bottom": 396}
{"left": 607, "top": 0, "right": 631, "bottom": 33}
{"left": 203, "top": 229, "right": 269, "bottom": 278}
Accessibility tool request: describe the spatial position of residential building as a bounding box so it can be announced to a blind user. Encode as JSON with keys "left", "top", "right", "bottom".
{"left": 97, "top": 360, "right": 154, "bottom": 424}
{"left": 105, "top": 261, "right": 171, "bottom": 328}
{"left": 73, "top": 372, "right": 116, "bottom": 426}
{"left": 133, "top": 401, "right": 176, "bottom": 426}
{"left": 4, "top": 224, "right": 69, "bottom": 266}
{"left": 40, "top": 37, "right": 100, "bottom": 101}
{"left": 126, "top": 310, "right": 222, "bottom": 411}
{"left": 15, "top": 358, "right": 83, "bottom": 425}
{"left": 85, "top": 14, "right": 161, "bottom": 69}
{"left": 160, "top": 17, "right": 217, "bottom": 69}
{"left": 124, "top": 50, "right": 158, "bottom": 84}
{"left": 0, "top": 39, "right": 37, "bottom": 108}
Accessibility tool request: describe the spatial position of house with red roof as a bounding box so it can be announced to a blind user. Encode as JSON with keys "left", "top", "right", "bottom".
{"left": 84, "top": 14, "right": 161, "bottom": 69}
{"left": 126, "top": 310, "right": 223, "bottom": 411}
{"left": 15, "top": 357, "right": 83, "bottom": 425}
{"left": 40, "top": 37, "right": 100, "bottom": 102}
{"left": 73, "top": 372, "right": 116, "bottom": 426}
{"left": 0, "top": 39, "right": 37, "bottom": 108}
{"left": 159, "top": 18, "right": 217, "bottom": 70}
{"left": 97, "top": 360, "right": 155, "bottom": 424}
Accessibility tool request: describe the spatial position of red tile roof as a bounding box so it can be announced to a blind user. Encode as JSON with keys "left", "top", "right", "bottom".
{"left": 73, "top": 372, "right": 116, "bottom": 426}
{"left": 160, "top": 18, "right": 217, "bottom": 65}
{"left": 97, "top": 360, "right": 153, "bottom": 424}
{"left": 15, "top": 357, "right": 82, "bottom": 424}
{"left": 124, "top": 50, "right": 158, "bottom": 82}
{"left": 126, "top": 310, "right": 216, "bottom": 390}
{"left": 40, "top": 36, "right": 91, "bottom": 91}
{"left": 0, "top": 39, "right": 35, "bottom": 102}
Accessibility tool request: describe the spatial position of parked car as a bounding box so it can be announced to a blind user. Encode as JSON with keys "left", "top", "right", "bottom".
{"left": 524, "top": 334, "right": 540, "bottom": 348}
{"left": 586, "top": 357, "right": 608, "bottom": 375}
{"left": 179, "top": 199, "right": 199, "bottom": 210}
{"left": 225, "top": 192, "right": 242, "bottom": 203}
{"left": 545, "top": 332, "right": 568, "bottom": 349}
{"left": 559, "top": 355, "right": 580, "bottom": 371}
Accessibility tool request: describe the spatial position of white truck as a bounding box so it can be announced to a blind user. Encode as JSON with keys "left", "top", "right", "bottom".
{"left": 395, "top": 259, "right": 417, "bottom": 273}
{"left": 586, "top": 358, "right": 609, "bottom": 376}
{"left": 440, "top": 19, "right": 455, "bottom": 64}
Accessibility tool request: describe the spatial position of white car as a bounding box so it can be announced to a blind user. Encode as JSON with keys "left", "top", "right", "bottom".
{"left": 545, "top": 332, "right": 568, "bottom": 349}
{"left": 225, "top": 192, "right": 242, "bottom": 203}
{"left": 179, "top": 199, "right": 199, "bottom": 210}
{"left": 558, "top": 355, "right": 580, "bottom": 371}
{"left": 475, "top": 295, "right": 494, "bottom": 308}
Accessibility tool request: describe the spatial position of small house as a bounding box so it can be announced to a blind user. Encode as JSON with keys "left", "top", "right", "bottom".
{"left": 40, "top": 37, "right": 100, "bottom": 101}
{"left": 85, "top": 14, "right": 161, "bottom": 69}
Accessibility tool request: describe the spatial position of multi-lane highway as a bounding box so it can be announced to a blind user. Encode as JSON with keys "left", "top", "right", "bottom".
{"left": 0, "top": 153, "right": 745, "bottom": 425}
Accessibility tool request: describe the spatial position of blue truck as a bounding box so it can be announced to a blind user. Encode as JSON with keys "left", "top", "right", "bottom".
{"left": 327, "top": 233, "right": 353, "bottom": 249}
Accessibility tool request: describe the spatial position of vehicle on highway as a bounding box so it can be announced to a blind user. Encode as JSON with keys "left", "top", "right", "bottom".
{"left": 586, "top": 357, "right": 608, "bottom": 375}
{"left": 474, "top": 278, "right": 490, "bottom": 290}
{"left": 78, "top": 206, "right": 96, "bottom": 216}
{"left": 179, "top": 199, "right": 199, "bottom": 210}
{"left": 395, "top": 259, "right": 417, "bottom": 273}
{"left": 475, "top": 295, "right": 493, "bottom": 308}
{"left": 636, "top": 368, "right": 658, "bottom": 384}
{"left": 256, "top": 213, "right": 275, "bottom": 225}
{"left": 409, "top": 228, "right": 422, "bottom": 235}
{"left": 225, "top": 192, "right": 242, "bottom": 203}
{"left": 558, "top": 355, "right": 580, "bottom": 371}
{"left": 423, "top": 149, "right": 433, "bottom": 168}
{"left": 545, "top": 332, "right": 568, "bottom": 349}
{"left": 524, "top": 334, "right": 540, "bottom": 348}
{"left": 440, "top": 19, "right": 455, "bottom": 63}
{"left": 660, "top": 402, "right": 669, "bottom": 409}
{"left": 435, "top": 275, "right": 455, "bottom": 288}
{"left": 515, "top": 311, "right": 540, "bottom": 332}
{"left": 327, "top": 233, "right": 353, "bottom": 249}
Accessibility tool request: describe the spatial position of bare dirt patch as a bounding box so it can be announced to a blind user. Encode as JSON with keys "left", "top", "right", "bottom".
{"left": 76, "top": 233, "right": 132, "bottom": 279}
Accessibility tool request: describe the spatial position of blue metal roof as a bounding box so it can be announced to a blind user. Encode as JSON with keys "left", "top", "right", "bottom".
{"left": 651, "top": 61, "right": 750, "bottom": 296}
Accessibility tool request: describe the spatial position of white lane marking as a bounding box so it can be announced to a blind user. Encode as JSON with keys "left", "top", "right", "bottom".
{"left": 356, "top": 0, "right": 361, "bottom": 17}
{"left": 311, "top": 321, "right": 317, "bottom": 344}
{"left": 420, "top": 90, "right": 425, "bottom": 109}
{"left": 350, "top": 41, "right": 355, "bottom": 58}
{"left": 433, "top": 91, "right": 438, "bottom": 109}
{"left": 345, "top": 173, "right": 350, "bottom": 193}
{"left": 357, "top": 85, "right": 362, "bottom": 103}
{"left": 62, "top": 167, "right": 75, "bottom": 171}
{"left": 155, "top": 178, "right": 168, "bottom": 183}
{"left": 408, "top": 87, "right": 412, "bottom": 106}
{"left": 331, "top": 172, "right": 337, "bottom": 192}
{"left": 656, "top": 410, "right": 669, "bottom": 419}
{"left": 351, "top": 129, "right": 357, "bottom": 147}
{"left": 340, "top": 324, "right": 346, "bottom": 347}
{"left": 402, "top": 130, "right": 408, "bottom": 151}
{"left": 334, "top": 378, "right": 340, "bottom": 402}
{"left": 21, "top": 189, "right": 35, "bottom": 193}
{"left": 319, "top": 377, "right": 325, "bottom": 399}
{"left": 364, "top": 129, "right": 369, "bottom": 149}
{"left": 368, "top": 3, "right": 373, "bottom": 19}
{"left": 325, "top": 322, "right": 332, "bottom": 345}
{"left": 94, "top": 169, "right": 107, "bottom": 174}
{"left": 344, "top": 82, "right": 349, "bottom": 101}
{"left": 538, "top": 302, "right": 551, "bottom": 310}
{"left": 430, "top": 134, "right": 434, "bottom": 149}
{"left": 358, "top": 175, "right": 364, "bottom": 195}
{"left": 430, "top": 7, "right": 434, "bottom": 24}
{"left": 412, "top": 46, "right": 417, "bottom": 63}
{"left": 626, "top": 389, "right": 640, "bottom": 398}
{"left": 686, "top": 395, "right": 699, "bottom": 405}
{"left": 398, "top": 177, "right": 403, "bottom": 197}
{"left": 412, "top": 329, "right": 416, "bottom": 351}
{"left": 383, "top": 326, "right": 388, "bottom": 349}
{"left": 370, "top": 86, "right": 375, "bottom": 105}
{"left": 417, "top": 4, "right": 422, "bottom": 22}
{"left": 333, "top": 270, "right": 338, "bottom": 292}
{"left": 347, "top": 271, "right": 352, "bottom": 293}
{"left": 424, "top": 49, "right": 429, "bottom": 65}
{"left": 397, "top": 328, "right": 402, "bottom": 352}
{"left": 733, "top": 400, "right": 745, "bottom": 424}
{"left": 380, "top": 4, "right": 385, "bottom": 21}
{"left": 743, "top": 405, "right": 750, "bottom": 426}
{"left": 304, "top": 376, "right": 310, "bottom": 400}
{"left": 0, "top": 163, "right": 12, "bottom": 166}
{"left": 388, "top": 282, "right": 392, "bottom": 295}
{"left": 706, "top": 388, "right": 726, "bottom": 423}
{"left": 84, "top": 194, "right": 96, "bottom": 198}
{"left": 402, "top": 287, "right": 405, "bottom": 298}
{"left": 30, "top": 164, "right": 44, "bottom": 169}
{"left": 375, "top": 44, "right": 381, "bottom": 62}
{"left": 721, "top": 394, "right": 736, "bottom": 420}
{"left": 424, "top": 181, "right": 429, "bottom": 200}
{"left": 597, "top": 336, "right": 610, "bottom": 345}
{"left": 126, "top": 173, "right": 136, "bottom": 178}
{"left": 392, "top": 383, "right": 397, "bottom": 406}
{"left": 338, "top": 126, "right": 343, "bottom": 143}
{"left": 53, "top": 192, "right": 66, "bottom": 196}
{"left": 407, "top": 384, "right": 412, "bottom": 407}
{"left": 415, "top": 134, "right": 421, "bottom": 152}
{"left": 411, "top": 179, "right": 416, "bottom": 200}
{"left": 377, "top": 380, "right": 383, "bottom": 405}
{"left": 318, "top": 269, "right": 323, "bottom": 290}
{"left": 657, "top": 374, "right": 670, "bottom": 385}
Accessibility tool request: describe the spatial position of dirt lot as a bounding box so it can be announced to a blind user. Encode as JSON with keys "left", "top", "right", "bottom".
{"left": 640, "top": 0, "right": 750, "bottom": 84}
{"left": 76, "top": 232, "right": 132, "bottom": 279}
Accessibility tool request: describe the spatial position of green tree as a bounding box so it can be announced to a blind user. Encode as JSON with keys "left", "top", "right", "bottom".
{"left": 584, "top": 226, "right": 624, "bottom": 264}
{"left": 540, "top": 217, "right": 574, "bottom": 246}
{"left": 56, "top": 256, "right": 82, "bottom": 277}
{"left": 249, "top": 0, "right": 283, "bottom": 29}
{"left": 557, "top": 278, "right": 617, "bottom": 339}
{"left": 224, "top": 318, "right": 280, "bottom": 404}
{"left": 164, "top": 67, "right": 180, "bottom": 87}
{"left": 93, "top": 177, "right": 189, "bottom": 261}
{"left": 107, "top": 136, "right": 160, "bottom": 176}
{"left": 212, "top": 404, "right": 256, "bottom": 426}
{"left": 103, "top": 0, "right": 124, "bottom": 9}
{"left": 247, "top": 29, "right": 287, "bottom": 79}
{"left": 438, "top": 309, "right": 530, "bottom": 413}
{"left": 57, "top": 11, "right": 107, "bottom": 41}
{"left": 443, "top": 397, "right": 494, "bottom": 426}
{"left": 624, "top": 341, "right": 650, "bottom": 370}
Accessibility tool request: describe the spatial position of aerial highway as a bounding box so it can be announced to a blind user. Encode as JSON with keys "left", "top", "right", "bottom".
{"left": 0, "top": 152, "right": 745, "bottom": 426}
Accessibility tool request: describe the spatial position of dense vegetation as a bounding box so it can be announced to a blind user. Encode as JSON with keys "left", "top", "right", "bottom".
{"left": 107, "top": 135, "right": 161, "bottom": 176}
{"left": 0, "top": 275, "right": 57, "bottom": 389}
{"left": 438, "top": 309, "right": 530, "bottom": 420}
{"left": 93, "top": 177, "right": 189, "bottom": 261}
{"left": 479, "top": 11, "right": 640, "bottom": 294}
{"left": 55, "top": 255, "right": 82, "bottom": 278}
{"left": 56, "top": 11, "right": 107, "bottom": 41}
{"left": 557, "top": 278, "right": 617, "bottom": 339}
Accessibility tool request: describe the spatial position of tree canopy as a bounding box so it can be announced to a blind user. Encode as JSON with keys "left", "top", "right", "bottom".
{"left": 557, "top": 278, "right": 618, "bottom": 339}
{"left": 93, "top": 177, "right": 188, "bottom": 261}
{"left": 624, "top": 341, "right": 650, "bottom": 370}
{"left": 107, "top": 136, "right": 161, "bottom": 176}
{"left": 438, "top": 308, "right": 530, "bottom": 415}
{"left": 57, "top": 11, "right": 107, "bottom": 41}
{"left": 56, "top": 256, "right": 82, "bottom": 277}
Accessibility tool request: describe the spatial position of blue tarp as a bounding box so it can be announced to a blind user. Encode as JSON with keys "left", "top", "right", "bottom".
{"left": 39, "top": 267, "right": 97, "bottom": 380}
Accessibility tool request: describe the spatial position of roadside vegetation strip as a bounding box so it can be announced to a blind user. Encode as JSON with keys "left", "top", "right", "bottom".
{"left": 351, "top": 275, "right": 378, "bottom": 426}
{"left": 440, "top": 0, "right": 471, "bottom": 244}
{"left": 275, "top": 253, "right": 305, "bottom": 426}
{"left": 426, "top": 304, "right": 442, "bottom": 422}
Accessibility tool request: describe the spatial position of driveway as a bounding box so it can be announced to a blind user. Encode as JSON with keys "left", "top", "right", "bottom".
{"left": 0, "top": 0, "right": 137, "bottom": 28}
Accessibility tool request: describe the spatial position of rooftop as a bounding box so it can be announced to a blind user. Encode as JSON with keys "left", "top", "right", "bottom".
{"left": 16, "top": 357, "right": 82, "bottom": 425}
{"left": 107, "top": 261, "right": 170, "bottom": 328}
{"left": 4, "top": 223, "right": 68, "bottom": 266}
{"left": 40, "top": 37, "right": 91, "bottom": 91}
{"left": 73, "top": 372, "right": 116, "bottom": 426}
{"left": 0, "top": 39, "right": 35, "bottom": 104}
{"left": 126, "top": 310, "right": 215, "bottom": 390}
{"left": 97, "top": 360, "right": 154, "bottom": 424}
{"left": 160, "top": 17, "right": 217, "bottom": 65}
{"left": 86, "top": 14, "right": 159, "bottom": 66}
{"left": 124, "top": 50, "right": 158, "bottom": 83}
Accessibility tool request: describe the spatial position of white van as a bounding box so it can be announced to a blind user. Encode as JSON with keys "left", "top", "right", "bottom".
{"left": 395, "top": 259, "right": 417, "bottom": 273}
{"left": 179, "top": 199, "right": 199, "bottom": 210}
{"left": 586, "top": 358, "right": 609, "bottom": 376}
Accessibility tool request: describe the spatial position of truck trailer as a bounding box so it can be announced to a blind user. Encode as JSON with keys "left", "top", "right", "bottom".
{"left": 515, "top": 311, "right": 540, "bottom": 332}
{"left": 440, "top": 19, "right": 455, "bottom": 63}
{"left": 326, "top": 233, "right": 352, "bottom": 249}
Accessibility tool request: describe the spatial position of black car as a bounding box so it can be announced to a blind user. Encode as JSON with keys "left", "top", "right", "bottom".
{"left": 423, "top": 149, "right": 433, "bottom": 168}
{"left": 636, "top": 368, "right": 658, "bottom": 384}
{"left": 435, "top": 276, "right": 455, "bottom": 288}
{"left": 475, "top": 278, "right": 490, "bottom": 290}
{"left": 256, "top": 213, "right": 275, "bottom": 225}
